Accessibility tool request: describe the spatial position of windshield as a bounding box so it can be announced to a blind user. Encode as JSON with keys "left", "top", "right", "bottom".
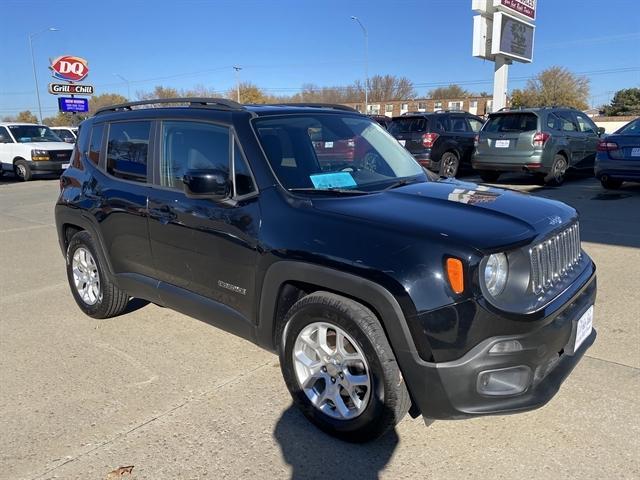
{"left": 8, "top": 125, "right": 62, "bottom": 143}
{"left": 483, "top": 113, "right": 538, "bottom": 133}
{"left": 53, "top": 129, "right": 75, "bottom": 141}
{"left": 254, "top": 114, "right": 426, "bottom": 192}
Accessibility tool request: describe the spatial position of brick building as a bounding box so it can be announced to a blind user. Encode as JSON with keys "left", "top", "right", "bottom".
{"left": 343, "top": 96, "right": 495, "bottom": 117}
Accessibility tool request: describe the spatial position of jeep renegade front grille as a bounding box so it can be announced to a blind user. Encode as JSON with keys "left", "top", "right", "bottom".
{"left": 529, "top": 223, "right": 581, "bottom": 295}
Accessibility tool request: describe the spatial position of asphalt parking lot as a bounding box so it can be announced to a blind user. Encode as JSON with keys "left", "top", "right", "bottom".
{"left": 1, "top": 173, "right": 639, "bottom": 480}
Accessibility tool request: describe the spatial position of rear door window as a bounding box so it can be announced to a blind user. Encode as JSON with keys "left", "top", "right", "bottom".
{"left": 106, "top": 121, "right": 151, "bottom": 182}
{"left": 575, "top": 113, "right": 597, "bottom": 134}
{"left": 483, "top": 113, "right": 538, "bottom": 133}
{"left": 557, "top": 112, "right": 578, "bottom": 132}
{"left": 450, "top": 116, "right": 470, "bottom": 132}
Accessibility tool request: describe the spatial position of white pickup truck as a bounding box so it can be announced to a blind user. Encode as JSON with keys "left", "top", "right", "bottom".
{"left": 0, "top": 122, "right": 74, "bottom": 181}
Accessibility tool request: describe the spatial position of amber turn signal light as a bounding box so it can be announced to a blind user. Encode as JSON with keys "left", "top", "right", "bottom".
{"left": 446, "top": 258, "right": 464, "bottom": 294}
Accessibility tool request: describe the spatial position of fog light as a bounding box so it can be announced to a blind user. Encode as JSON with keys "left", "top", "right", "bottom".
{"left": 489, "top": 339, "right": 523, "bottom": 354}
{"left": 477, "top": 366, "right": 531, "bottom": 396}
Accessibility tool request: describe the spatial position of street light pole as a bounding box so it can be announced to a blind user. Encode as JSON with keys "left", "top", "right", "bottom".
{"left": 28, "top": 27, "right": 58, "bottom": 123}
{"left": 233, "top": 66, "right": 242, "bottom": 103}
{"left": 114, "top": 73, "right": 131, "bottom": 100}
{"left": 351, "top": 16, "right": 369, "bottom": 113}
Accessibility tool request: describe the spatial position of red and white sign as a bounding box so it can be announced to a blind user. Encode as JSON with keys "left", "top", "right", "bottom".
{"left": 49, "top": 56, "right": 90, "bottom": 82}
{"left": 496, "top": 0, "right": 536, "bottom": 20}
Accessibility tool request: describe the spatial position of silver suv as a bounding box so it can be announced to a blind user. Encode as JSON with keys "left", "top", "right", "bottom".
{"left": 472, "top": 107, "right": 605, "bottom": 185}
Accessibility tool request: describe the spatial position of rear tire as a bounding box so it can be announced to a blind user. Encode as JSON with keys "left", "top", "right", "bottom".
{"left": 600, "top": 175, "right": 623, "bottom": 190}
{"left": 544, "top": 154, "right": 568, "bottom": 186}
{"left": 439, "top": 151, "right": 460, "bottom": 178}
{"left": 66, "top": 231, "right": 129, "bottom": 319}
{"left": 479, "top": 170, "right": 501, "bottom": 183}
{"left": 14, "top": 160, "right": 32, "bottom": 181}
{"left": 279, "top": 291, "right": 410, "bottom": 443}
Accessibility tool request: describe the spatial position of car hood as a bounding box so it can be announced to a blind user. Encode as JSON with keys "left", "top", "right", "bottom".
{"left": 311, "top": 180, "right": 577, "bottom": 251}
{"left": 18, "top": 141, "right": 74, "bottom": 150}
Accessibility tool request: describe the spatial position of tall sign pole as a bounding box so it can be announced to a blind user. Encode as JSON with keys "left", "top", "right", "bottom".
{"left": 472, "top": 0, "right": 536, "bottom": 112}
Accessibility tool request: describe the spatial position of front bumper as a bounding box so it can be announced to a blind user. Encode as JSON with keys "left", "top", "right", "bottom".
{"left": 405, "top": 264, "right": 596, "bottom": 420}
{"left": 29, "top": 160, "right": 68, "bottom": 173}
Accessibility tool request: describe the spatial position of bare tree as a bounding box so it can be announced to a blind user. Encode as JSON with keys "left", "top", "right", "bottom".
{"left": 510, "top": 67, "right": 590, "bottom": 110}
{"left": 428, "top": 85, "right": 470, "bottom": 100}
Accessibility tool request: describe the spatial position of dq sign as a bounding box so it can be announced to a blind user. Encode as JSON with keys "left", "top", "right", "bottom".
{"left": 49, "top": 56, "right": 89, "bottom": 82}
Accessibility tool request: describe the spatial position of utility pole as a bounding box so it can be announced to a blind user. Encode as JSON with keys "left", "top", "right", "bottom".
{"left": 351, "top": 16, "right": 369, "bottom": 113}
{"left": 114, "top": 73, "right": 131, "bottom": 100}
{"left": 233, "top": 66, "right": 242, "bottom": 103}
{"left": 28, "top": 27, "right": 58, "bottom": 123}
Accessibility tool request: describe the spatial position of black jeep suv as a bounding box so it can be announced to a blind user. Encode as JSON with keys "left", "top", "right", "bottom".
{"left": 55, "top": 98, "right": 596, "bottom": 442}
{"left": 388, "top": 111, "right": 484, "bottom": 178}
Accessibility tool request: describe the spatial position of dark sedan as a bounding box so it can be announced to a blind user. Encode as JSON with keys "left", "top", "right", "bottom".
{"left": 595, "top": 117, "right": 640, "bottom": 189}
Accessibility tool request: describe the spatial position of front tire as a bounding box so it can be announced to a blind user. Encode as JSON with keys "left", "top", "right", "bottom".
{"left": 279, "top": 292, "right": 410, "bottom": 443}
{"left": 14, "top": 159, "right": 32, "bottom": 181}
{"left": 66, "top": 231, "right": 129, "bottom": 319}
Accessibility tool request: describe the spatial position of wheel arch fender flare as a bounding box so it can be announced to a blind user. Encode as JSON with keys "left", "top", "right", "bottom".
{"left": 256, "top": 261, "right": 432, "bottom": 411}
{"left": 56, "top": 208, "right": 116, "bottom": 277}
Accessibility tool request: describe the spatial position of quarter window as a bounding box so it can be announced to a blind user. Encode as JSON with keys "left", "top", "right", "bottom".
{"left": 106, "top": 121, "right": 151, "bottom": 182}
{"left": 89, "top": 124, "right": 104, "bottom": 165}
{"left": 160, "top": 121, "right": 230, "bottom": 190}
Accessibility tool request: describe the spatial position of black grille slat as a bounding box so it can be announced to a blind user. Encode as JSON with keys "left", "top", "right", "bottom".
{"left": 529, "top": 223, "right": 581, "bottom": 295}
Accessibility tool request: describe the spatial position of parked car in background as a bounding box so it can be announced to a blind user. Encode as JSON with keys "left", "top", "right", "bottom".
{"left": 595, "top": 117, "right": 640, "bottom": 189}
{"left": 0, "top": 123, "right": 74, "bottom": 181}
{"left": 55, "top": 98, "right": 596, "bottom": 442}
{"left": 367, "top": 114, "right": 392, "bottom": 129}
{"left": 473, "top": 107, "right": 605, "bottom": 185}
{"left": 387, "top": 111, "right": 484, "bottom": 178}
{"left": 51, "top": 126, "right": 78, "bottom": 143}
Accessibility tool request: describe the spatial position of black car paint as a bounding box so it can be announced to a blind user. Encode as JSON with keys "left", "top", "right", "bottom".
{"left": 55, "top": 105, "right": 596, "bottom": 421}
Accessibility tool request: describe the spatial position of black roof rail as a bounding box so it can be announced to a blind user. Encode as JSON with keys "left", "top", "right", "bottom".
{"left": 95, "top": 97, "right": 244, "bottom": 115}
{"left": 270, "top": 103, "right": 358, "bottom": 112}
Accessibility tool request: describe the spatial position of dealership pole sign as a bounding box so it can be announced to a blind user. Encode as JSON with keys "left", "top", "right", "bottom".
{"left": 48, "top": 55, "right": 94, "bottom": 114}
{"left": 471, "top": 0, "right": 537, "bottom": 110}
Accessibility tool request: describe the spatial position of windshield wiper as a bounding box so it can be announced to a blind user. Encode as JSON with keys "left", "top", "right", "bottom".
{"left": 381, "top": 177, "right": 423, "bottom": 191}
{"left": 288, "top": 187, "right": 369, "bottom": 196}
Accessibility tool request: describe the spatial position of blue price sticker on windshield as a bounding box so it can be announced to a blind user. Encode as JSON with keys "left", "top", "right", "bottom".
{"left": 310, "top": 172, "right": 357, "bottom": 189}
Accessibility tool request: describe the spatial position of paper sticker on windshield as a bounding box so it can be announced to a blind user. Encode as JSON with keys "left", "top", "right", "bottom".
{"left": 310, "top": 172, "right": 357, "bottom": 189}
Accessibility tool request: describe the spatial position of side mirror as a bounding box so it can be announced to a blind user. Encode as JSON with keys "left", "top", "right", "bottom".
{"left": 597, "top": 127, "right": 606, "bottom": 136}
{"left": 183, "top": 169, "right": 231, "bottom": 200}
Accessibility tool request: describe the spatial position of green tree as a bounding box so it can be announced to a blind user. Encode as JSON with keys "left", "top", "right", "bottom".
{"left": 88, "top": 93, "right": 128, "bottom": 115}
{"left": 509, "top": 67, "right": 590, "bottom": 110}
{"left": 428, "top": 85, "right": 470, "bottom": 99}
{"left": 15, "top": 110, "right": 39, "bottom": 123}
{"left": 603, "top": 88, "right": 640, "bottom": 116}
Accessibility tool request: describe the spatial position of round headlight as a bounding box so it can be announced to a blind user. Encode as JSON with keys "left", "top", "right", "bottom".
{"left": 484, "top": 253, "right": 508, "bottom": 296}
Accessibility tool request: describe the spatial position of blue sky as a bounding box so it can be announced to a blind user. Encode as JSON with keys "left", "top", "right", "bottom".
{"left": 1, "top": 0, "right": 639, "bottom": 118}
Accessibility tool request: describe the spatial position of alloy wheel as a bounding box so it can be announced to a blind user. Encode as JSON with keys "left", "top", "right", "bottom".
{"left": 72, "top": 247, "right": 102, "bottom": 305}
{"left": 293, "top": 322, "right": 371, "bottom": 420}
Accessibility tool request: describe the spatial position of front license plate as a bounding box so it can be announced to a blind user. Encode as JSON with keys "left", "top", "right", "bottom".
{"left": 398, "top": 140, "right": 406, "bottom": 147}
{"left": 495, "top": 139, "right": 510, "bottom": 148}
{"left": 575, "top": 305, "right": 594, "bottom": 352}
{"left": 631, "top": 147, "right": 640, "bottom": 157}
{"left": 62, "top": 163, "right": 70, "bottom": 169}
